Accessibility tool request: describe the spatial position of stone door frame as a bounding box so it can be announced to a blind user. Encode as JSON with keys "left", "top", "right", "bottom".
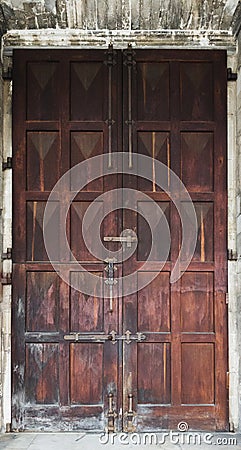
{"left": 0, "top": 30, "right": 239, "bottom": 431}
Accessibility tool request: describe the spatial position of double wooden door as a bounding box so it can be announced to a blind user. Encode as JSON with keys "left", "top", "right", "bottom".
{"left": 12, "top": 49, "right": 228, "bottom": 431}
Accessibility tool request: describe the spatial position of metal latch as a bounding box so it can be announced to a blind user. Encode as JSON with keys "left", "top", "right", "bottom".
{"left": 63, "top": 330, "right": 146, "bottom": 345}
{"left": 63, "top": 332, "right": 116, "bottom": 343}
{"left": 104, "top": 235, "right": 137, "bottom": 247}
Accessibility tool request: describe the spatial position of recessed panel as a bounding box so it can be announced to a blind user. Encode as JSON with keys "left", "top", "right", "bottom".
{"left": 27, "top": 132, "right": 60, "bottom": 191}
{"left": 70, "top": 131, "right": 104, "bottom": 191}
{"left": 27, "top": 62, "right": 59, "bottom": 120}
{"left": 137, "top": 202, "right": 170, "bottom": 261}
{"left": 181, "top": 132, "right": 214, "bottom": 192}
{"left": 138, "top": 343, "right": 171, "bottom": 404}
{"left": 27, "top": 201, "right": 59, "bottom": 262}
{"left": 137, "top": 62, "right": 170, "bottom": 121}
{"left": 70, "top": 343, "right": 103, "bottom": 404}
{"left": 181, "top": 343, "right": 215, "bottom": 404}
{"left": 70, "top": 62, "right": 106, "bottom": 120}
{"left": 25, "top": 343, "right": 59, "bottom": 404}
{"left": 137, "top": 132, "right": 170, "bottom": 191}
{"left": 70, "top": 272, "right": 104, "bottom": 332}
{"left": 26, "top": 272, "right": 59, "bottom": 332}
{"left": 180, "top": 62, "right": 213, "bottom": 121}
{"left": 181, "top": 202, "right": 213, "bottom": 262}
{"left": 138, "top": 272, "right": 170, "bottom": 332}
{"left": 181, "top": 272, "right": 214, "bottom": 332}
{"left": 70, "top": 202, "right": 104, "bottom": 261}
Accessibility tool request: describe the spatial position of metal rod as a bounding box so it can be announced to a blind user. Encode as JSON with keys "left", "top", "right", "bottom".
{"left": 108, "top": 63, "right": 112, "bottom": 168}
{"left": 128, "top": 64, "right": 133, "bottom": 169}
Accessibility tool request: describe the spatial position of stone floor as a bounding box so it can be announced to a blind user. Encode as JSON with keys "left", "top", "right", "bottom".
{"left": 0, "top": 432, "right": 240, "bottom": 450}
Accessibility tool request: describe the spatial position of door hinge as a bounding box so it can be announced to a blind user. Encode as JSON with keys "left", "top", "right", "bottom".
{"left": 227, "top": 249, "right": 238, "bottom": 261}
{"left": 227, "top": 68, "right": 237, "bottom": 81}
{"left": 2, "top": 157, "right": 12, "bottom": 171}
{"left": 1, "top": 273, "right": 12, "bottom": 285}
{"left": 226, "top": 371, "right": 230, "bottom": 390}
{"left": 1, "top": 248, "right": 12, "bottom": 260}
{"left": 226, "top": 293, "right": 229, "bottom": 304}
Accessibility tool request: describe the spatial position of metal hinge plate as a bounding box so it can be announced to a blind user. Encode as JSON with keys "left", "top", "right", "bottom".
{"left": 227, "top": 249, "right": 238, "bottom": 261}
{"left": 2, "top": 157, "right": 12, "bottom": 171}
{"left": 2, "top": 248, "right": 12, "bottom": 260}
{"left": 226, "top": 371, "right": 230, "bottom": 390}
{"left": 226, "top": 293, "right": 229, "bottom": 304}
{"left": 227, "top": 68, "right": 237, "bottom": 81}
{"left": 1, "top": 273, "right": 12, "bottom": 285}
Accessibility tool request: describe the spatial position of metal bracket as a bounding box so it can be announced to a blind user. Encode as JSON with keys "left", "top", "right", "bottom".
{"left": 227, "top": 68, "right": 237, "bottom": 81}
{"left": 107, "top": 393, "right": 117, "bottom": 432}
{"left": 2, "top": 157, "right": 12, "bottom": 171}
{"left": 2, "top": 56, "right": 13, "bottom": 81}
{"left": 227, "top": 249, "right": 238, "bottom": 261}
{"left": 226, "top": 371, "right": 230, "bottom": 390}
{"left": 124, "top": 394, "right": 136, "bottom": 432}
{"left": 1, "top": 273, "right": 12, "bottom": 285}
{"left": 226, "top": 293, "right": 229, "bottom": 305}
{"left": 104, "top": 44, "right": 117, "bottom": 66}
{"left": 2, "top": 248, "right": 12, "bottom": 260}
{"left": 123, "top": 44, "right": 136, "bottom": 66}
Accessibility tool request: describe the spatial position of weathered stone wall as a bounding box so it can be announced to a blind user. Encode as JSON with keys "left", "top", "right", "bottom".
{"left": 0, "top": 0, "right": 240, "bottom": 34}
{"left": 236, "top": 29, "right": 241, "bottom": 431}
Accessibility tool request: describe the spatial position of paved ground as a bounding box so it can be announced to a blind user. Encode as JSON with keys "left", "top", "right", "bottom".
{"left": 0, "top": 432, "right": 240, "bottom": 450}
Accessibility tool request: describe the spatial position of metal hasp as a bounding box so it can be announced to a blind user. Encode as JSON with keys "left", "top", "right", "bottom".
{"left": 107, "top": 393, "right": 117, "bottom": 432}
{"left": 104, "top": 259, "right": 117, "bottom": 312}
{"left": 124, "top": 394, "right": 136, "bottom": 432}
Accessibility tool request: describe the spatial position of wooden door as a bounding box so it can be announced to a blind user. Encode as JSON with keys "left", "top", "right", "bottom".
{"left": 12, "top": 49, "right": 227, "bottom": 432}
{"left": 122, "top": 49, "right": 228, "bottom": 431}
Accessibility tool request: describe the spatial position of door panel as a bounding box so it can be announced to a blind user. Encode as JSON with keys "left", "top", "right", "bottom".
{"left": 13, "top": 49, "right": 227, "bottom": 432}
{"left": 122, "top": 50, "right": 227, "bottom": 431}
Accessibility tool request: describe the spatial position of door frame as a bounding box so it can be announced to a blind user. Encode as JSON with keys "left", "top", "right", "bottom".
{"left": 0, "top": 37, "right": 238, "bottom": 431}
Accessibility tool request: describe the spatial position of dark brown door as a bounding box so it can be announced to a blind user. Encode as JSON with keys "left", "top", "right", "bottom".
{"left": 12, "top": 49, "right": 227, "bottom": 432}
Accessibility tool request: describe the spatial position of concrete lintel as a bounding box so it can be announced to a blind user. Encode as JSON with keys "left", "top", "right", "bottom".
{"left": 1, "top": 29, "right": 237, "bottom": 56}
